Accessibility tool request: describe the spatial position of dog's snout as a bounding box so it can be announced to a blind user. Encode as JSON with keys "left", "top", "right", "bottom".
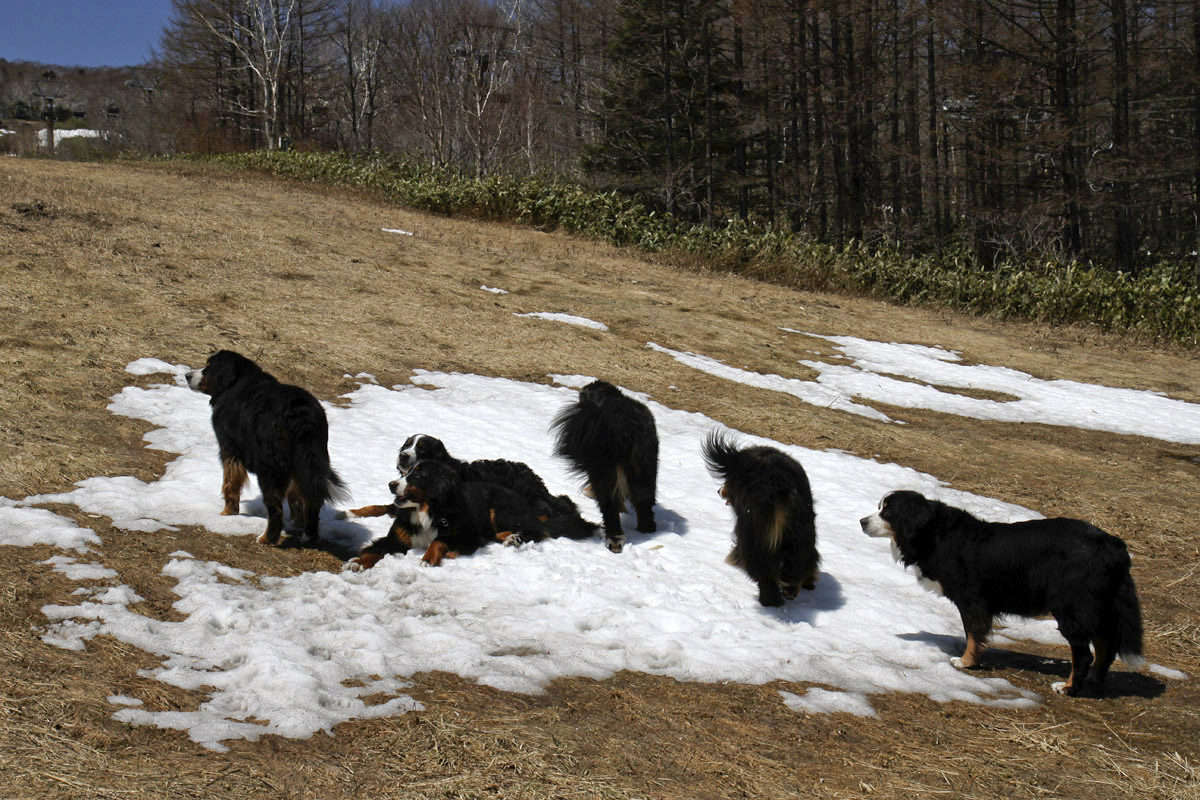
{"left": 388, "top": 479, "right": 400, "bottom": 494}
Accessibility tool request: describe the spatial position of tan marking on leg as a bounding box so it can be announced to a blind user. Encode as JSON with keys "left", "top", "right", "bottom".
{"left": 220, "top": 459, "right": 247, "bottom": 515}
{"left": 347, "top": 504, "right": 393, "bottom": 518}
{"left": 495, "top": 530, "right": 515, "bottom": 543}
{"left": 959, "top": 633, "right": 986, "bottom": 669}
{"left": 350, "top": 552, "right": 385, "bottom": 570}
{"left": 422, "top": 540, "right": 450, "bottom": 566}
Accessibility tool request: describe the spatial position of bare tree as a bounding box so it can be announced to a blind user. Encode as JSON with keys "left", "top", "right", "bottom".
{"left": 167, "top": 0, "right": 300, "bottom": 149}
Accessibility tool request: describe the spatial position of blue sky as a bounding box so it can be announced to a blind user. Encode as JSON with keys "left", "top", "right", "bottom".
{"left": 1, "top": 0, "right": 174, "bottom": 68}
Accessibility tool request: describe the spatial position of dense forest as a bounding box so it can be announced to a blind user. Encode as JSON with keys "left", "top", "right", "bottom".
{"left": 4, "top": 0, "right": 1200, "bottom": 277}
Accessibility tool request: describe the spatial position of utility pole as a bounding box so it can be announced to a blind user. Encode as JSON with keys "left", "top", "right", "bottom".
{"left": 34, "top": 71, "right": 65, "bottom": 156}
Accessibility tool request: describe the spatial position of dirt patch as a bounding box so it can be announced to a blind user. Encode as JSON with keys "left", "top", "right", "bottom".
{"left": 0, "top": 159, "right": 1197, "bottom": 799}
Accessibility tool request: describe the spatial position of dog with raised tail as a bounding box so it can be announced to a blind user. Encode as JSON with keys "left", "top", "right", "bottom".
{"left": 551, "top": 381, "right": 658, "bottom": 553}
{"left": 702, "top": 431, "right": 820, "bottom": 606}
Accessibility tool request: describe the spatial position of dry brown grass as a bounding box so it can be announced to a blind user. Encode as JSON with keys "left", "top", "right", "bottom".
{"left": 0, "top": 158, "right": 1197, "bottom": 799}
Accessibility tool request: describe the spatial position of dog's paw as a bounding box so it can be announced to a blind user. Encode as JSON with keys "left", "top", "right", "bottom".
{"left": 343, "top": 559, "right": 365, "bottom": 573}
{"left": 950, "top": 657, "right": 970, "bottom": 670}
{"left": 1051, "top": 680, "right": 1071, "bottom": 694}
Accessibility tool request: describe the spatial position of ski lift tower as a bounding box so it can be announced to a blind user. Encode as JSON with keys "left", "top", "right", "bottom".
{"left": 125, "top": 73, "right": 159, "bottom": 103}
{"left": 34, "top": 73, "right": 65, "bottom": 156}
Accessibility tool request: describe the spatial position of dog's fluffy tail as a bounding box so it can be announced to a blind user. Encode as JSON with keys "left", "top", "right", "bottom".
{"left": 701, "top": 430, "right": 741, "bottom": 481}
{"left": 294, "top": 443, "right": 352, "bottom": 506}
{"left": 1114, "top": 565, "right": 1145, "bottom": 668}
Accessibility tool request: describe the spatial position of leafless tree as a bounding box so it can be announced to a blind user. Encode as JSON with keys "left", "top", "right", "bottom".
{"left": 166, "top": 0, "right": 301, "bottom": 149}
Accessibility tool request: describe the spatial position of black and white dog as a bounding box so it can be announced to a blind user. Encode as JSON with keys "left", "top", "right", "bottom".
{"left": 702, "top": 432, "right": 820, "bottom": 606}
{"left": 551, "top": 381, "right": 658, "bottom": 553}
{"left": 344, "top": 434, "right": 596, "bottom": 568}
{"left": 861, "top": 490, "right": 1145, "bottom": 696}
{"left": 352, "top": 460, "right": 549, "bottom": 568}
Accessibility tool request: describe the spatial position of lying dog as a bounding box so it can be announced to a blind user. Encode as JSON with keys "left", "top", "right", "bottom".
{"left": 188, "top": 350, "right": 347, "bottom": 546}
{"left": 342, "top": 435, "right": 596, "bottom": 564}
{"left": 702, "top": 432, "right": 820, "bottom": 606}
{"left": 349, "top": 460, "right": 549, "bottom": 567}
{"left": 551, "top": 381, "right": 658, "bottom": 553}
{"left": 861, "top": 490, "right": 1144, "bottom": 696}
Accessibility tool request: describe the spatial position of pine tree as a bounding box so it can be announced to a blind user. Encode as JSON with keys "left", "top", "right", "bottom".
{"left": 585, "top": 0, "right": 736, "bottom": 222}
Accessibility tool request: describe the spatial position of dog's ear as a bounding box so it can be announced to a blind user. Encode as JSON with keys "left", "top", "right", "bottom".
{"left": 884, "top": 491, "right": 933, "bottom": 543}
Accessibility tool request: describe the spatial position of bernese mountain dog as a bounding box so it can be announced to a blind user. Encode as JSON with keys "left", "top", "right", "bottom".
{"left": 551, "top": 380, "right": 658, "bottom": 553}
{"left": 187, "top": 350, "right": 347, "bottom": 546}
{"left": 702, "top": 432, "right": 820, "bottom": 606}
{"left": 860, "top": 490, "right": 1145, "bottom": 696}
{"left": 344, "top": 433, "right": 596, "bottom": 540}
{"left": 350, "top": 460, "right": 551, "bottom": 567}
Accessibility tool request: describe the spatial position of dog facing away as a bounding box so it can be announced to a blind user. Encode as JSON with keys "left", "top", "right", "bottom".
{"left": 343, "top": 433, "right": 597, "bottom": 544}
{"left": 860, "top": 490, "right": 1144, "bottom": 696}
{"left": 187, "top": 350, "right": 347, "bottom": 546}
{"left": 357, "top": 460, "right": 550, "bottom": 567}
{"left": 551, "top": 380, "right": 658, "bottom": 553}
{"left": 702, "top": 432, "right": 820, "bottom": 606}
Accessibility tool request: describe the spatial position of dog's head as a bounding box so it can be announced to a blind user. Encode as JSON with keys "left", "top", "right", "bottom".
{"left": 187, "top": 350, "right": 261, "bottom": 397}
{"left": 860, "top": 490, "right": 936, "bottom": 564}
{"left": 390, "top": 459, "right": 460, "bottom": 518}
{"left": 578, "top": 380, "right": 623, "bottom": 408}
{"left": 396, "top": 434, "right": 451, "bottom": 476}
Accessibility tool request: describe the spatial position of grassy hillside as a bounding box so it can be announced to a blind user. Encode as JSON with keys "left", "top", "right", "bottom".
{"left": 0, "top": 158, "right": 1197, "bottom": 799}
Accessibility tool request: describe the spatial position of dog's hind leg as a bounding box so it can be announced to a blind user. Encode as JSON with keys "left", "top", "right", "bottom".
{"left": 590, "top": 471, "right": 626, "bottom": 553}
{"left": 257, "top": 483, "right": 287, "bottom": 545}
{"left": 625, "top": 465, "right": 657, "bottom": 534}
{"left": 286, "top": 482, "right": 303, "bottom": 527}
{"left": 757, "top": 579, "right": 786, "bottom": 607}
{"left": 220, "top": 458, "right": 248, "bottom": 516}
{"left": 299, "top": 496, "right": 322, "bottom": 545}
{"left": 1085, "top": 634, "right": 1117, "bottom": 693}
{"left": 1052, "top": 639, "right": 1095, "bottom": 696}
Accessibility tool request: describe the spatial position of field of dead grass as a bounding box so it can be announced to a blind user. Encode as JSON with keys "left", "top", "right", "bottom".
{"left": 0, "top": 158, "right": 1198, "bottom": 799}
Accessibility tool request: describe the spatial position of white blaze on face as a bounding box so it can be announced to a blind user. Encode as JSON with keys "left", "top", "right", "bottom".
{"left": 396, "top": 434, "right": 425, "bottom": 475}
{"left": 859, "top": 507, "right": 893, "bottom": 540}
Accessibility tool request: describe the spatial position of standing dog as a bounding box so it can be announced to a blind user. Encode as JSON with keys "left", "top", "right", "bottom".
{"left": 860, "top": 490, "right": 1144, "bottom": 696}
{"left": 551, "top": 381, "right": 658, "bottom": 553}
{"left": 702, "top": 432, "right": 820, "bottom": 606}
{"left": 188, "top": 350, "right": 347, "bottom": 546}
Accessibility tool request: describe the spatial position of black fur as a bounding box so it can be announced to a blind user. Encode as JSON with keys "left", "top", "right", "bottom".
{"left": 187, "top": 350, "right": 346, "bottom": 546}
{"left": 702, "top": 432, "right": 820, "bottom": 606}
{"left": 395, "top": 460, "right": 551, "bottom": 566}
{"left": 551, "top": 381, "right": 658, "bottom": 553}
{"left": 860, "top": 490, "right": 1144, "bottom": 696}
{"left": 393, "top": 434, "right": 596, "bottom": 541}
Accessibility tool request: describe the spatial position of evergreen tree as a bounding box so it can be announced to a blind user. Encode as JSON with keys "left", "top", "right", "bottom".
{"left": 585, "top": 0, "right": 736, "bottom": 222}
